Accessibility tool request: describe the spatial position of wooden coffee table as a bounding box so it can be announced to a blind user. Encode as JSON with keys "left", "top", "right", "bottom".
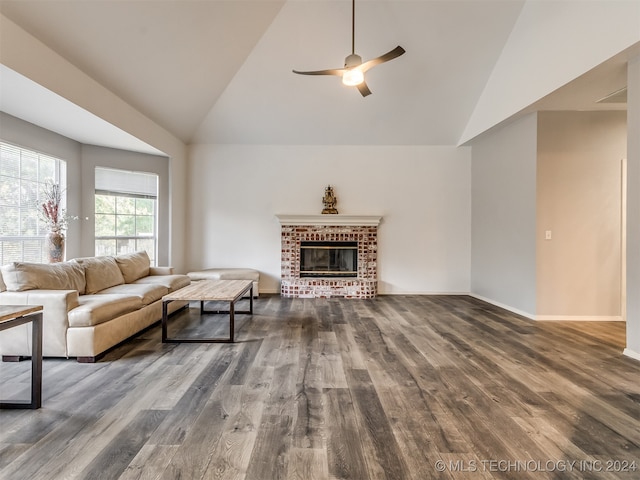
{"left": 161, "top": 279, "right": 253, "bottom": 343}
{"left": 0, "top": 305, "right": 43, "bottom": 409}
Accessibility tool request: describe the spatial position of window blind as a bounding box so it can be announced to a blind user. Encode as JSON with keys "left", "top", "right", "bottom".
{"left": 95, "top": 167, "right": 157, "bottom": 198}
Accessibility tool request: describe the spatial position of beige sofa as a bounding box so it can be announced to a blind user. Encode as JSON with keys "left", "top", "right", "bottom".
{"left": 0, "top": 251, "right": 190, "bottom": 362}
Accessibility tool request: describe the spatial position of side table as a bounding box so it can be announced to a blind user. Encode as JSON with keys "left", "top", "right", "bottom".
{"left": 0, "top": 305, "right": 43, "bottom": 409}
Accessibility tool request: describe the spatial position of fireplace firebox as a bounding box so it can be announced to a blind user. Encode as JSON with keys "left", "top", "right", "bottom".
{"left": 300, "top": 241, "right": 357, "bottom": 277}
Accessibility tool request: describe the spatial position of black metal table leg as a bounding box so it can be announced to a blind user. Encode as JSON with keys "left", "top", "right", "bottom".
{"left": 161, "top": 300, "right": 171, "bottom": 342}
{"left": 0, "top": 310, "right": 43, "bottom": 409}
{"left": 229, "top": 300, "right": 235, "bottom": 342}
{"left": 31, "top": 312, "right": 42, "bottom": 409}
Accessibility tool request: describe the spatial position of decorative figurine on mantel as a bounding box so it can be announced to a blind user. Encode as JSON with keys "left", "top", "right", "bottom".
{"left": 322, "top": 185, "right": 338, "bottom": 214}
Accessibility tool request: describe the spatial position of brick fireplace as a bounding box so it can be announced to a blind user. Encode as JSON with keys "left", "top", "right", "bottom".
{"left": 276, "top": 215, "right": 382, "bottom": 298}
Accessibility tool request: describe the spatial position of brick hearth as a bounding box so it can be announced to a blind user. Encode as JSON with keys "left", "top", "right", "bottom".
{"left": 276, "top": 215, "right": 382, "bottom": 299}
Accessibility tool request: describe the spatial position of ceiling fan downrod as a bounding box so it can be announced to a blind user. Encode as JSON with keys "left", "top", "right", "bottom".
{"left": 351, "top": 0, "right": 356, "bottom": 55}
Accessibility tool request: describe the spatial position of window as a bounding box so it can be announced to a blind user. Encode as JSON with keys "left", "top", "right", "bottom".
{"left": 94, "top": 167, "right": 158, "bottom": 265}
{"left": 0, "top": 142, "right": 66, "bottom": 263}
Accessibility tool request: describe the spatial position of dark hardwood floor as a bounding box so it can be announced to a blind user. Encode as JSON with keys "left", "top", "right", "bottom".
{"left": 1, "top": 295, "right": 639, "bottom": 479}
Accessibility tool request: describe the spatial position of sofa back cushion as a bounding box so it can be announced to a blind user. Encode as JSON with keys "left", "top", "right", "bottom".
{"left": 73, "top": 256, "right": 125, "bottom": 294}
{"left": 115, "top": 251, "right": 150, "bottom": 283}
{"left": 1, "top": 261, "right": 86, "bottom": 293}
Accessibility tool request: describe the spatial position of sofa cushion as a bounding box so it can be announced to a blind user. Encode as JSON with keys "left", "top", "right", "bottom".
{"left": 133, "top": 274, "right": 190, "bottom": 293}
{"left": 1, "top": 261, "right": 86, "bottom": 293}
{"left": 68, "top": 294, "right": 142, "bottom": 327}
{"left": 73, "top": 256, "right": 125, "bottom": 294}
{"left": 116, "top": 251, "right": 150, "bottom": 283}
{"left": 97, "top": 283, "right": 167, "bottom": 306}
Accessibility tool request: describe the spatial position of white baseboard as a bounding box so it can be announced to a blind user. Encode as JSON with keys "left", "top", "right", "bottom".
{"left": 535, "top": 315, "right": 624, "bottom": 322}
{"left": 271, "top": 290, "right": 472, "bottom": 296}
{"left": 468, "top": 294, "right": 536, "bottom": 319}
{"left": 623, "top": 348, "right": 640, "bottom": 362}
{"left": 270, "top": 290, "right": 625, "bottom": 323}
{"left": 468, "top": 294, "right": 625, "bottom": 322}
{"left": 378, "top": 291, "right": 471, "bottom": 296}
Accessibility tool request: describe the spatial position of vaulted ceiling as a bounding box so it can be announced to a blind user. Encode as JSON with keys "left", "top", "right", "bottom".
{"left": 0, "top": 0, "right": 631, "bottom": 150}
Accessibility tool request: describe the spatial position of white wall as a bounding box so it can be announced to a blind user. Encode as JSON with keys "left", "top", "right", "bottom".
{"left": 626, "top": 55, "right": 640, "bottom": 360}
{"left": 537, "top": 111, "right": 627, "bottom": 319}
{"left": 0, "top": 113, "right": 173, "bottom": 265}
{"left": 187, "top": 145, "right": 471, "bottom": 294}
{"left": 470, "top": 114, "right": 538, "bottom": 317}
{"left": 0, "top": 13, "right": 188, "bottom": 271}
{"left": 0, "top": 112, "right": 83, "bottom": 259}
{"left": 461, "top": 0, "right": 640, "bottom": 144}
{"left": 79, "top": 145, "right": 170, "bottom": 266}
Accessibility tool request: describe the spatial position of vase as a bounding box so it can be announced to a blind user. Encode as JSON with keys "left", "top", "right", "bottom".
{"left": 45, "top": 232, "right": 65, "bottom": 263}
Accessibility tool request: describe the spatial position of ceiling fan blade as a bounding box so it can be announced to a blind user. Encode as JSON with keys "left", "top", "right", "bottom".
{"left": 357, "top": 81, "right": 372, "bottom": 97}
{"left": 292, "top": 68, "right": 345, "bottom": 77}
{"left": 360, "top": 46, "right": 406, "bottom": 73}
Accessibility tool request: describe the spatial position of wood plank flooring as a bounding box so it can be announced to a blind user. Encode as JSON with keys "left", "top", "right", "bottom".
{"left": 1, "top": 295, "right": 639, "bottom": 480}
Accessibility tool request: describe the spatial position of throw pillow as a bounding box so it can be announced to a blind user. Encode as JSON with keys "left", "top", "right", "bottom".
{"left": 1, "top": 261, "right": 86, "bottom": 293}
{"left": 115, "top": 251, "right": 150, "bottom": 283}
{"left": 73, "top": 256, "right": 125, "bottom": 294}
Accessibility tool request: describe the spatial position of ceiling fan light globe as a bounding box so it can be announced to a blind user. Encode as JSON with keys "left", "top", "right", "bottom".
{"left": 342, "top": 69, "right": 364, "bottom": 86}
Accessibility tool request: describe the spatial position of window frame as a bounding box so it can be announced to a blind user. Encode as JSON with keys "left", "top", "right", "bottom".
{"left": 93, "top": 170, "right": 159, "bottom": 266}
{"left": 0, "top": 141, "right": 66, "bottom": 264}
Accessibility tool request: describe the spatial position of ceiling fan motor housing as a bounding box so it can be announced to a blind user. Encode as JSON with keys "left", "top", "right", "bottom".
{"left": 344, "top": 54, "right": 363, "bottom": 68}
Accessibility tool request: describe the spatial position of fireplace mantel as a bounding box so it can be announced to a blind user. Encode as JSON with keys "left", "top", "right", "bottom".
{"left": 276, "top": 214, "right": 382, "bottom": 226}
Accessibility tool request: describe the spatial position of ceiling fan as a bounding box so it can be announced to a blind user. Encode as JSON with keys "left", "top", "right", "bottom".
{"left": 293, "top": 0, "right": 405, "bottom": 97}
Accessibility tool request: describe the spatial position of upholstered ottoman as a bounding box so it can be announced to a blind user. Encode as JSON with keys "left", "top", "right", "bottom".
{"left": 187, "top": 268, "right": 259, "bottom": 297}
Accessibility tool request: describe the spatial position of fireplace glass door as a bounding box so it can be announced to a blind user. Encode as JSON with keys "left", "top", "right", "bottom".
{"left": 300, "top": 241, "right": 357, "bottom": 277}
